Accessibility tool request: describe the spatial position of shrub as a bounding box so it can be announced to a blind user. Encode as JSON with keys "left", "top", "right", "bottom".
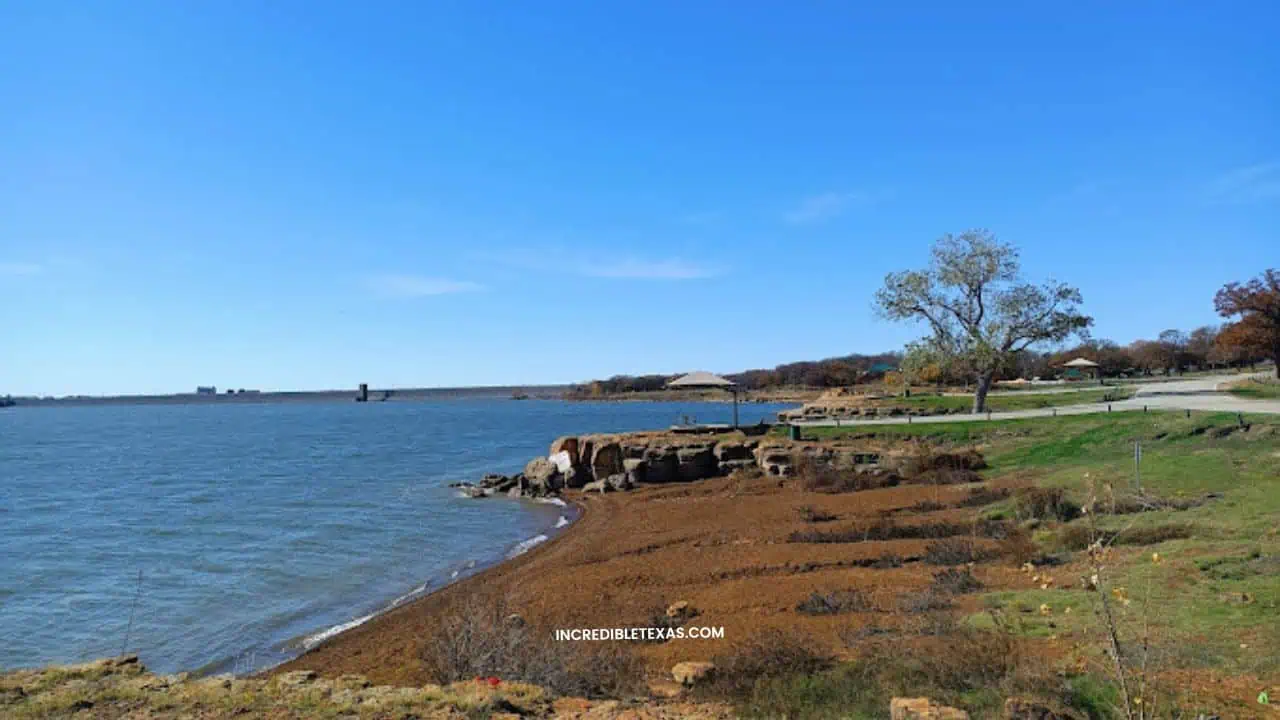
{"left": 796, "top": 589, "right": 874, "bottom": 615}
{"left": 871, "top": 552, "right": 905, "bottom": 569}
{"left": 797, "top": 505, "right": 838, "bottom": 523}
{"left": 898, "top": 588, "right": 953, "bottom": 614}
{"left": 699, "top": 628, "right": 833, "bottom": 700}
{"left": 797, "top": 455, "right": 897, "bottom": 493}
{"left": 1014, "top": 486, "right": 1081, "bottom": 522}
{"left": 1057, "top": 522, "right": 1193, "bottom": 551}
{"left": 957, "top": 486, "right": 1011, "bottom": 508}
{"left": 418, "top": 595, "right": 643, "bottom": 698}
{"left": 788, "top": 519, "right": 1010, "bottom": 544}
{"left": 931, "top": 567, "right": 983, "bottom": 595}
{"left": 734, "top": 663, "right": 887, "bottom": 720}
{"left": 923, "top": 538, "right": 995, "bottom": 565}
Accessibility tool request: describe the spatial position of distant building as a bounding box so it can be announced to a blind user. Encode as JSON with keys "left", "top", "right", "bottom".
{"left": 196, "top": 386, "right": 217, "bottom": 395}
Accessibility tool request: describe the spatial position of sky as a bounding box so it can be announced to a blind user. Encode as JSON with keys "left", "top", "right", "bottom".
{"left": 2, "top": 1, "right": 1277, "bottom": 396}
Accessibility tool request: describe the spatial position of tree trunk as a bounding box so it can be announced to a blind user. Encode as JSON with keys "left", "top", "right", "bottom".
{"left": 972, "top": 370, "right": 996, "bottom": 414}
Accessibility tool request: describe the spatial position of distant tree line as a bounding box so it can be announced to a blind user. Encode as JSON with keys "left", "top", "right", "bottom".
{"left": 566, "top": 352, "right": 904, "bottom": 397}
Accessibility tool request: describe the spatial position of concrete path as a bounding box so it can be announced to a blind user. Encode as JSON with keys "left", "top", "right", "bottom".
{"left": 792, "top": 373, "right": 1280, "bottom": 427}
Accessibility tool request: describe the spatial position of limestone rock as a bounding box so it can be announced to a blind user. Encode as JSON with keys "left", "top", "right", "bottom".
{"left": 666, "top": 600, "right": 698, "bottom": 619}
{"left": 524, "top": 457, "right": 563, "bottom": 492}
{"left": 605, "top": 473, "right": 632, "bottom": 492}
{"left": 590, "top": 441, "right": 625, "bottom": 479}
{"left": 550, "top": 450, "right": 575, "bottom": 474}
{"left": 718, "top": 459, "right": 756, "bottom": 475}
{"left": 549, "top": 436, "right": 580, "bottom": 467}
{"left": 562, "top": 465, "right": 590, "bottom": 490}
{"left": 676, "top": 446, "right": 717, "bottom": 482}
{"left": 644, "top": 447, "right": 680, "bottom": 483}
{"left": 713, "top": 441, "right": 750, "bottom": 461}
{"left": 890, "top": 697, "right": 970, "bottom": 720}
{"left": 671, "top": 661, "right": 716, "bottom": 686}
{"left": 624, "top": 457, "right": 648, "bottom": 485}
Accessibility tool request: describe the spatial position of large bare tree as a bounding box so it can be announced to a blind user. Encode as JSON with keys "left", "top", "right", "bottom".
{"left": 875, "top": 230, "right": 1093, "bottom": 413}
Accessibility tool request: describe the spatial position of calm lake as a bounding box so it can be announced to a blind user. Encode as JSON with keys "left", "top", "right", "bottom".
{"left": 0, "top": 399, "right": 790, "bottom": 674}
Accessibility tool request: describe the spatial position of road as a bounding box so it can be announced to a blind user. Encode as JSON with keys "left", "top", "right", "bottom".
{"left": 792, "top": 373, "right": 1280, "bottom": 427}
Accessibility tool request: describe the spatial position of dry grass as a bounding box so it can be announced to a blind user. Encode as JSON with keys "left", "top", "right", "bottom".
{"left": 697, "top": 629, "right": 832, "bottom": 700}
{"left": 1057, "top": 522, "right": 1195, "bottom": 552}
{"left": 418, "top": 595, "right": 644, "bottom": 699}
{"left": 0, "top": 655, "right": 561, "bottom": 719}
{"left": 795, "top": 589, "right": 874, "bottom": 615}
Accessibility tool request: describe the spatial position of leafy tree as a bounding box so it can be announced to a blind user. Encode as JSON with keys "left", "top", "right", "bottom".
{"left": 875, "top": 230, "right": 1092, "bottom": 413}
{"left": 1215, "top": 269, "right": 1280, "bottom": 378}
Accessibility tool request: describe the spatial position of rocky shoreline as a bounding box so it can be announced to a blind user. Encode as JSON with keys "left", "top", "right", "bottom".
{"left": 451, "top": 424, "right": 906, "bottom": 501}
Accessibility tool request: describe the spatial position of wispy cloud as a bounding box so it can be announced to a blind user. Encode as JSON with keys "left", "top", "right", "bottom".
{"left": 579, "top": 258, "right": 719, "bottom": 280}
{"left": 784, "top": 190, "right": 883, "bottom": 224}
{"left": 484, "top": 249, "right": 722, "bottom": 281}
{"left": 1205, "top": 162, "right": 1280, "bottom": 204}
{"left": 366, "top": 274, "right": 485, "bottom": 298}
{"left": 0, "top": 262, "right": 43, "bottom": 276}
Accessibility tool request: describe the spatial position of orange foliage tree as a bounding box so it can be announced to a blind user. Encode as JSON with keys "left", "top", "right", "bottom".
{"left": 1214, "top": 269, "right": 1280, "bottom": 378}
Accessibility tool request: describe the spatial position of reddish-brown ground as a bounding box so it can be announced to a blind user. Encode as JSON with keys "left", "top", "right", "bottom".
{"left": 275, "top": 471, "right": 1016, "bottom": 686}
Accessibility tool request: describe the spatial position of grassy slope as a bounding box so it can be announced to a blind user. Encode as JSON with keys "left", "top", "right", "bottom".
{"left": 757, "top": 411, "right": 1280, "bottom": 718}
{"left": 890, "top": 386, "right": 1135, "bottom": 413}
{"left": 1228, "top": 378, "right": 1280, "bottom": 400}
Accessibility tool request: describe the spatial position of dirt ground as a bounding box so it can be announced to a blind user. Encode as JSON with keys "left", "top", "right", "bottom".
{"left": 275, "top": 468, "right": 1016, "bottom": 686}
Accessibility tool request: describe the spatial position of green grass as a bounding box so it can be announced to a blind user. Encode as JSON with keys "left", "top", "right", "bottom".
{"left": 889, "top": 386, "right": 1136, "bottom": 413}
{"left": 1228, "top": 377, "right": 1280, "bottom": 400}
{"left": 768, "top": 409, "right": 1280, "bottom": 714}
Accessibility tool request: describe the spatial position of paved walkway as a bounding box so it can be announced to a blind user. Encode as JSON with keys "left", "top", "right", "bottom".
{"left": 792, "top": 373, "right": 1280, "bottom": 427}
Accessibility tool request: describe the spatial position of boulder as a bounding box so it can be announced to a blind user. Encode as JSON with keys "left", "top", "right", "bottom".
{"left": 666, "top": 600, "right": 698, "bottom": 619}
{"left": 890, "top": 697, "right": 969, "bottom": 720}
{"left": 590, "top": 441, "right": 625, "bottom": 479}
{"left": 624, "top": 458, "right": 648, "bottom": 486}
{"left": 562, "top": 465, "right": 590, "bottom": 490}
{"left": 549, "top": 436, "right": 580, "bottom": 467}
{"left": 756, "top": 445, "right": 795, "bottom": 476}
{"left": 676, "top": 446, "right": 717, "bottom": 482}
{"left": 714, "top": 441, "right": 751, "bottom": 461}
{"left": 671, "top": 661, "right": 716, "bottom": 687}
{"left": 605, "top": 473, "right": 632, "bottom": 492}
{"left": 550, "top": 450, "right": 574, "bottom": 474}
{"left": 719, "top": 459, "right": 756, "bottom": 475}
{"left": 644, "top": 447, "right": 680, "bottom": 483}
{"left": 524, "top": 457, "right": 563, "bottom": 492}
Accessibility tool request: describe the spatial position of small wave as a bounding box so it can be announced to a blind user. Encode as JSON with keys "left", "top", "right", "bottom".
{"left": 536, "top": 497, "right": 567, "bottom": 507}
{"left": 507, "top": 534, "right": 549, "bottom": 558}
{"left": 301, "top": 613, "right": 376, "bottom": 650}
{"left": 390, "top": 582, "right": 429, "bottom": 608}
{"left": 555, "top": 515, "right": 570, "bottom": 528}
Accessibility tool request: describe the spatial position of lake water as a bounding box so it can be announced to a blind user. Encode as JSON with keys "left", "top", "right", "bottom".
{"left": 0, "top": 399, "right": 790, "bottom": 675}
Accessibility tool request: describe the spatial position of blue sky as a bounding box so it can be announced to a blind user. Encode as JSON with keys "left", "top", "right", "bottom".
{"left": 2, "top": 1, "right": 1277, "bottom": 396}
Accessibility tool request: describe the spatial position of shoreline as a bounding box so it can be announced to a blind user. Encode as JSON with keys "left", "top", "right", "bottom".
{"left": 259, "top": 496, "right": 588, "bottom": 680}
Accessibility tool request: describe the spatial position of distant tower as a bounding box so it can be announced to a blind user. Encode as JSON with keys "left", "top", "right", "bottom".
{"left": 357, "top": 383, "right": 369, "bottom": 402}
